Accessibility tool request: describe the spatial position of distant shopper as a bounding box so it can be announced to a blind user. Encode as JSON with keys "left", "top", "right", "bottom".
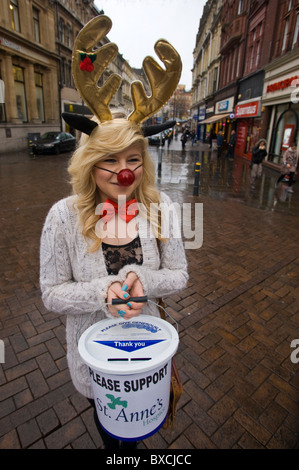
{"left": 276, "top": 142, "right": 298, "bottom": 193}
{"left": 209, "top": 129, "right": 216, "bottom": 149}
{"left": 181, "top": 130, "right": 187, "bottom": 150}
{"left": 250, "top": 139, "right": 267, "bottom": 188}
{"left": 226, "top": 130, "right": 236, "bottom": 158}
{"left": 216, "top": 131, "right": 224, "bottom": 157}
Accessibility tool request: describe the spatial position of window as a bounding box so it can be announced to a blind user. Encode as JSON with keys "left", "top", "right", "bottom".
{"left": 33, "top": 8, "right": 40, "bottom": 43}
{"left": 66, "top": 60, "right": 72, "bottom": 86}
{"left": 10, "top": 0, "right": 20, "bottom": 32}
{"left": 0, "top": 77, "right": 6, "bottom": 122}
{"left": 282, "top": 18, "right": 289, "bottom": 51}
{"left": 35, "top": 72, "right": 45, "bottom": 122}
{"left": 238, "top": 0, "right": 244, "bottom": 15}
{"left": 212, "top": 67, "right": 218, "bottom": 93}
{"left": 13, "top": 66, "right": 27, "bottom": 122}
{"left": 58, "top": 18, "right": 65, "bottom": 43}
{"left": 293, "top": 13, "right": 299, "bottom": 48}
{"left": 65, "top": 25, "right": 71, "bottom": 47}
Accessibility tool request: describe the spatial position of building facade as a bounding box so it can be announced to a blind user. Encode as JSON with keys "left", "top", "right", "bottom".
{"left": 261, "top": 0, "right": 299, "bottom": 164}
{"left": 0, "top": 0, "right": 149, "bottom": 153}
{"left": 191, "top": 0, "right": 299, "bottom": 163}
{"left": 0, "top": 0, "right": 60, "bottom": 152}
{"left": 191, "top": 0, "right": 222, "bottom": 142}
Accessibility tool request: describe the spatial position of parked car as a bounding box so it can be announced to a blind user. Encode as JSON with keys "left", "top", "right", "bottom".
{"left": 147, "top": 132, "right": 166, "bottom": 146}
{"left": 32, "top": 132, "right": 76, "bottom": 155}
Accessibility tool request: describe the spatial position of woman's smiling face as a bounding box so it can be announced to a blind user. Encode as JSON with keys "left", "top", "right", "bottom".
{"left": 93, "top": 144, "right": 143, "bottom": 202}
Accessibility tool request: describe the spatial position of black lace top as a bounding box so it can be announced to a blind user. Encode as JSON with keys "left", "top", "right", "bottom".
{"left": 101, "top": 236, "right": 143, "bottom": 275}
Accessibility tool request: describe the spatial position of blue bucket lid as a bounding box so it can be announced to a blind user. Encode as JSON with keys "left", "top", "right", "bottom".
{"left": 78, "top": 315, "right": 179, "bottom": 374}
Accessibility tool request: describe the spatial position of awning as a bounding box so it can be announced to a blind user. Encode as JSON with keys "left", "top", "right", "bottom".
{"left": 199, "top": 113, "right": 230, "bottom": 124}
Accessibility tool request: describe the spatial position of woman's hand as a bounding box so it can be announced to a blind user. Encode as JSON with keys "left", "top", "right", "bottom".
{"left": 107, "top": 272, "right": 146, "bottom": 319}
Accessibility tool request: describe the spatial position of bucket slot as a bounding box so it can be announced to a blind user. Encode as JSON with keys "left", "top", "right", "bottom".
{"left": 130, "top": 358, "right": 151, "bottom": 361}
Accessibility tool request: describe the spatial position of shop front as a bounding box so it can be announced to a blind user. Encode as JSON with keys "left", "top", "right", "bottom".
{"left": 262, "top": 49, "right": 299, "bottom": 165}
{"left": 199, "top": 96, "right": 235, "bottom": 147}
{"left": 196, "top": 104, "right": 206, "bottom": 141}
{"left": 234, "top": 97, "right": 262, "bottom": 160}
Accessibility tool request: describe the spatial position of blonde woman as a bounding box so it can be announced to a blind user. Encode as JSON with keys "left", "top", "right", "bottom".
{"left": 39, "top": 115, "right": 188, "bottom": 449}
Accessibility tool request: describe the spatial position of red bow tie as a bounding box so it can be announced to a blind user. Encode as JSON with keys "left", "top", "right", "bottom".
{"left": 100, "top": 198, "right": 138, "bottom": 223}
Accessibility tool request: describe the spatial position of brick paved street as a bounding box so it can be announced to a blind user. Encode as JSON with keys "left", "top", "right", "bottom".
{"left": 0, "top": 141, "right": 298, "bottom": 449}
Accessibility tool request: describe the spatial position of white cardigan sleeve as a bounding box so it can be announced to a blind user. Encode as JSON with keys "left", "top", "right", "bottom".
{"left": 40, "top": 201, "right": 118, "bottom": 316}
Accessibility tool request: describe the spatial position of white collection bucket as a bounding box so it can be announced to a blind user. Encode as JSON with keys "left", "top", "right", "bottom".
{"left": 78, "top": 315, "right": 179, "bottom": 441}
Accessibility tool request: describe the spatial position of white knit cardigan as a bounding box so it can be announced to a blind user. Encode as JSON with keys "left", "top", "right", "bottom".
{"left": 40, "top": 191, "right": 188, "bottom": 398}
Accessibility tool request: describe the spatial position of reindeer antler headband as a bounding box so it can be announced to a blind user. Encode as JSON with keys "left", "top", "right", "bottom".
{"left": 62, "top": 15, "right": 182, "bottom": 136}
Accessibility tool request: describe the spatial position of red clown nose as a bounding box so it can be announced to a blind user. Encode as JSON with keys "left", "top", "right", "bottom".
{"left": 94, "top": 163, "right": 142, "bottom": 186}
{"left": 117, "top": 169, "right": 135, "bottom": 186}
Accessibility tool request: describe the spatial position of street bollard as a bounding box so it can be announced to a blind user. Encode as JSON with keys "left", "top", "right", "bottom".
{"left": 193, "top": 162, "right": 201, "bottom": 196}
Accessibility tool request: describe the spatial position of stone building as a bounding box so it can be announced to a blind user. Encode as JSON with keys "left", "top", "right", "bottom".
{"left": 190, "top": 0, "right": 223, "bottom": 141}
{"left": 0, "top": 0, "right": 60, "bottom": 152}
{"left": 167, "top": 85, "right": 191, "bottom": 122}
{"left": 0, "top": 0, "right": 149, "bottom": 153}
{"left": 191, "top": 0, "right": 298, "bottom": 162}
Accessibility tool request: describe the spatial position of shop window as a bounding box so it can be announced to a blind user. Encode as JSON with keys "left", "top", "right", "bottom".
{"left": 10, "top": 0, "right": 20, "bottom": 32}
{"left": 271, "top": 105, "right": 298, "bottom": 163}
{"left": 35, "top": 72, "right": 45, "bottom": 122}
{"left": 33, "top": 7, "right": 40, "bottom": 43}
{"left": 13, "top": 66, "right": 27, "bottom": 122}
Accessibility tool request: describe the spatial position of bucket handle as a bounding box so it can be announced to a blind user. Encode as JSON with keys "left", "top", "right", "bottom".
{"left": 76, "top": 296, "right": 179, "bottom": 344}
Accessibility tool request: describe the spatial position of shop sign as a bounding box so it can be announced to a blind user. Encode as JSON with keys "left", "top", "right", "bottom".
{"left": 215, "top": 97, "right": 234, "bottom": 114}
{"left": 266, "top": 75, "right": 298, "bottom": 93}
{"left": 235, "top": 99, "right": 261, "bottom": 118}
{"left": 235, "top": 122, "right": 248, "bottom": 157}
{"left": 198, "top": 106, "right": 206, "bottom": 121}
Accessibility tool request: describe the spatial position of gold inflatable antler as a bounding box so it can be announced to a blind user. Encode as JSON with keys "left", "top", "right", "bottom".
{"left": 128, "top": 40, "right": 182, "bottom": 123}
{"left": 72, "top": 15, "right": 182, "bottom": 124}
{"left": 72, "top": 15, "right": 121, "bottom": 122}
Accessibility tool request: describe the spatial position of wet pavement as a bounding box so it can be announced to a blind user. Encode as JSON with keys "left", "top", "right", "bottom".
{"left": 0, "top": 137, "right": 298, "bottom": 450}
{"left": 151, "top": 138, "right": 299, "bottom": 217}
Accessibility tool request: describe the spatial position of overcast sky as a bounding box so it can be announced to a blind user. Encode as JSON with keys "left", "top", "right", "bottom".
{"left": 94, "top": 0, "right": 205, "bottom": 90}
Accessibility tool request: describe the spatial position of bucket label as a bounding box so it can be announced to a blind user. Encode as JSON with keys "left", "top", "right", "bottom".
{"left": 89, "top": 360, "right": 171, "bottom": 441}
{"left": 93, "top": 339, "right": 165, "bottom": 352}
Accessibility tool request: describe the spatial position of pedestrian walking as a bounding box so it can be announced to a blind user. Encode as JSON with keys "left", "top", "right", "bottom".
{"left": 276, "top": 142, "right": 298, "bottom": 193}
{"left": 216, "top": 131, "right": 224, "bottom": 157}
{"left": 181, "top": 130, "right": 187, "bottom": 150}
{"left": 225, "top": 130, "right": 236, "bottom": 158}
{"left": 39, "top": 15, "right": 188, "bottom": 450}
{"left": 190, "top": 130, "right": 196, "bottom": 146}
{"left": 250, "top": 139, "right": 267, "bottom": 188}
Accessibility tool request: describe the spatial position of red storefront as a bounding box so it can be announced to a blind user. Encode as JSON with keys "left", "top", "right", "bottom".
{"left": 234, "top": 98, "right": 262, "bottom": 160}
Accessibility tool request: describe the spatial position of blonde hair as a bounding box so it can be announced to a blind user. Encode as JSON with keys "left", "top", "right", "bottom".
{"left": 68, "top": 117, "right": 162, "bottom": 251}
